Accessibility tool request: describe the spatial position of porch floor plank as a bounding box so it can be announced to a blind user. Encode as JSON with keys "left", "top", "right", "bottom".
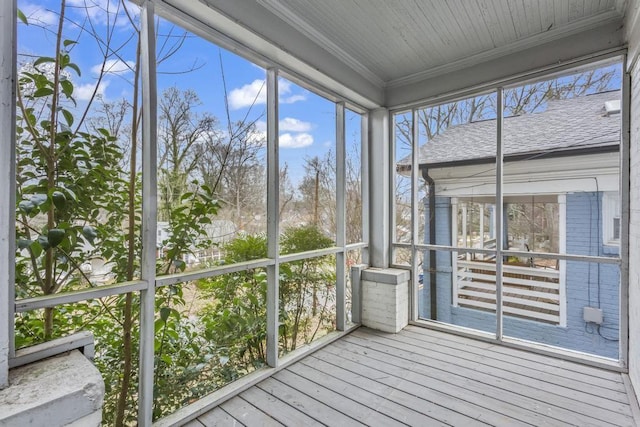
{"left": 239, "top": 385, "right": 323, "bottom": 427}
{"left": 403, "top": 325, "right": 626, "bottom": 385}
{"left": 195, "top": 326, "right": 638, "bottom": 427}
{"left": 198, "top": 407, "right": 243, "bottom": 427}
{"left": 354, "top": 329, "right": 631, "bottom": 409}
{"left": 219, "top": 397, "right": 282, "bottom": 427}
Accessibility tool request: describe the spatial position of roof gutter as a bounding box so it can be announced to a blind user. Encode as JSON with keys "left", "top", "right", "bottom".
{"left": 415, "top": 143, "right": 620, "bottom": 171}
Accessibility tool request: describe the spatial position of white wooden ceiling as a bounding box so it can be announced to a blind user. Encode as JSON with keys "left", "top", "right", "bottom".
{"left": 256, "top": 0, "right": 626, "bottom": 86}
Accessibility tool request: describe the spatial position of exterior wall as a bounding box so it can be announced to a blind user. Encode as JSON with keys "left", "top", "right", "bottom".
{"left": 420, "top": 193, "right": 619, "bottom": 358}
{"left": 421, "top": 197, "right": 454, "bottom": 324}
{"left": 626, "top": 0, "right": 640, "bottom": 400}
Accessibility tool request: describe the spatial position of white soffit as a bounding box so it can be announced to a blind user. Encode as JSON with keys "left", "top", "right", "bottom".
{"left": 257, "top": 0, "right": 626, "bottom": 86}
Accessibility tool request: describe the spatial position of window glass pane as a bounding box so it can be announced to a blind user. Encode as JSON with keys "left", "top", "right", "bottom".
{"left": 278, "top": 79, "right": 336, "bottom": 252}
{"left": 279, "top": 253, "right": 337, "bottom": 356}
{"left": 346, "top": 109, "right": 363, "bottom": 244}
{"left": 501, "top": 61, "right": 622, "bottom": 356}
{"left": 417, "top": 93, "right": 497, "bottom": 251}
{"left": 393, "top": 111, "right": 412, "bottom": 244}
{"left": 15, "top": 1, "right": 141, "bottom": 296}
{"left": 413, "top": 93, "right": 497, "bottom": 336}
{"left": 155, "top": 18, "right": 267, "bottom": 275}
{"left": 154, "top": 270, "right": 266, "bottom": 420}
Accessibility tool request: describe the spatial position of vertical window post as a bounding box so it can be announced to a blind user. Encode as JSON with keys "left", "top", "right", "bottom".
{"left": 410, "top": 109, "right": 420, "bottom": 321}
{"left": 495, "top": 87, "right": 504, "bottom": 341}
{"left": 266, "top": 68, "right": 279, "bottom": 367}
{"left": 0, "top": 0, "right": 17, "bottom": 389}
{"left": 139, "top": 1, "right": 158, "bottom": 424}
{"left": 336, "top": 102, "right": 346, "bottom": 330}
{"left": 361, "top": 113, "right": 370, "bottom": 265}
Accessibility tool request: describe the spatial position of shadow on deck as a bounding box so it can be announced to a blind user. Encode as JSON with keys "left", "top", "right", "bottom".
{"left": 184, "top": 325, "right": 638, "bottom": 426}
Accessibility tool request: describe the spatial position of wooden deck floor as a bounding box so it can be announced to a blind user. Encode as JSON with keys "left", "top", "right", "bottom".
{"left": 185, "top": 325, "right": 639, "bottom": 426}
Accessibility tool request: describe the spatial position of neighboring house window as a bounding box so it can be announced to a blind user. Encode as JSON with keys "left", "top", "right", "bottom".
{"left": 454, "top": 196, "right": 560, "bottom": 257}
{"left": 603, "top": 192, "right": 621, "bottom": 245}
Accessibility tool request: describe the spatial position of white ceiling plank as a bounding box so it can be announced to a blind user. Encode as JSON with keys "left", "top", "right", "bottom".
{"left": 539, "top": 0, "right": 555, "bottom": 32}
{"left": 192, "top": 0, "right": 626, "bottom": 91}
{"left": 508, "top": 0, "right": 527, "bottom": 39}
{"left": 554, "top": 0, "right": 570, "bottom": 25}
{"left": 523, "top": 0, "right": 544, "bottom": 35}
{"left": 569, "top": 0, "right": 586, "bottom": 21}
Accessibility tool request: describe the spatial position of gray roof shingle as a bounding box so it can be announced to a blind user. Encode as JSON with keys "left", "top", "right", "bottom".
{"left": 406, "top": 90, "right": 620, "bottom": 169}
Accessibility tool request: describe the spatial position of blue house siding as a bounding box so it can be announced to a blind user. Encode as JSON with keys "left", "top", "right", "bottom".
{"left": 420, "top": 192, "right": 619, "bottom": 359}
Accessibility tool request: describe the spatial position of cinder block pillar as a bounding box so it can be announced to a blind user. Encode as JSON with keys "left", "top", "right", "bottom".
{"left": 361, "top": 268, "right": 409, "bottom": 332}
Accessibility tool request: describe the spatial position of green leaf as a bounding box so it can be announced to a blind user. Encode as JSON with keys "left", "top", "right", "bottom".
{"left": 160, "top": 307, "right": 171, "bottom": 322}
{"left": 33, "top": 87, "right": 54, "bottom": 98}
{"left": 37, "top": 235, "right": 50, "bottom": 252}
{"left": 31, "top": 194, "right": 47, "bottom": 206}
{"left": 17, "top": 239, "right": 32, "bottom": 250}
{"left": 60, "top": 80, "right": 73, "bottom": 98}
{"left": 30, "top": 240, "right": 43, "bottom": 257}
{"left": 33, "top": 57, "right": 55, "bottom": 68}
{"left": 62, "top": 109, "right": 74, "bottom": 127}
{"left": 17, "top": 9, "right": 28, "bottom": 25}
{"left": 63, "top": 39, "right": 77, "bottom": 48}
{"left": 52, "top": 191, "right": 66, "bottom": 209}
{"left": 82, "top": 225, "right": 98, "bottom": 244}
{"left": 65, "top": 62, "right": 81, "bottom": 76}
{"left": 18, "top": 200, "right": 36, "bottom": 215}
{"left": 47, "top": 229, "right": 65, "bottom": 248}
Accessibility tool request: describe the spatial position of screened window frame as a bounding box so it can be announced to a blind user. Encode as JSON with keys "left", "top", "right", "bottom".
{"left": 1, "top": 0, "right": 370, "bottom": 424}
{"left": 389, "top": 54, "right": 629, "bottom": 369}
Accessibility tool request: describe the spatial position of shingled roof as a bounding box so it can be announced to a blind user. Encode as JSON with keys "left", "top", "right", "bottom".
{"left": 405, "top": 90, "right": 621, "bottom": 169}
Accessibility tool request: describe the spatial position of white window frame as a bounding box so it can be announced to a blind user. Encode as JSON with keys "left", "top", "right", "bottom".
{"left": 603, "top": 191, "right": 621, "bottom": 246}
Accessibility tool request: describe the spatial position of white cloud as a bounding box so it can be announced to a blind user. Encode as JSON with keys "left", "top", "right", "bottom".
{"left": 229, "top": 79, "right": 267, "bottom": 110}
{"left": 20, "top": 3, "right": 58, "bottom": 25}
{"left": 75, "top": 80, "right": 109, "bottom": 101}
{"left": 67, "top": 0, "right": 132, "bottom": 26}
{"left": 279, "top": 133, "right": 313, "bottom": 149}
{"left": 279, "top": 117, "right": 312, "bottom": 132}
{"left": 229, "top": 78, "right": 307, "bottom": 110}
{"left": 255, "top": 120, "right": 267, "bottom": 132}
{"left": 91, "top": 59, "right": 135, "bottom": 75}
{"left": 247, "top": 130, "right": 267, "bottom": 145}
{"left": 279, "top": 80, "right": 306, "bottom": 104}
{"left": 281, "top": 94, "right": 306, "bottom": 104}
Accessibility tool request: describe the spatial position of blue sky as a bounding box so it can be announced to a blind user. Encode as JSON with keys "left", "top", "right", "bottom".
{"left": 17, "top": 0, "right": 361, "bottom": 184}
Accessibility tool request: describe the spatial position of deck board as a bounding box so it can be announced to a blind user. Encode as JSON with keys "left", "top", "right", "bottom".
{"left": 239, "top": 386, "right": 323, "bottom": 427}
{"left": 402, "top": 325, "right": 626, "bottom": 388}
{"left": 347, "top": 331, "right": 632, "bottom": 412}
{"left": 198, "top": 407, "right": 243, "bottom": 427}
{"left": 219, "top": 397, "right": 282, "bottom": 426}
{"left": 362, "top": 329, "right": 629, "bottom": 403}
{"left": 195, "top": 326, "right": 638, "bottom": 427}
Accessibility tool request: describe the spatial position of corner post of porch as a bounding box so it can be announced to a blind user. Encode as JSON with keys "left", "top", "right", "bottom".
{"left": 0, "top": 0, "right": 17, "bottom": 389}
{"left": 368, "top": 107, "right": 390, "bottom": 268}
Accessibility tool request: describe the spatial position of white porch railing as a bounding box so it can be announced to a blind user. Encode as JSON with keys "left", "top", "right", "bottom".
{"left": 455, "top": 260, "right": 561, "bottom": 325}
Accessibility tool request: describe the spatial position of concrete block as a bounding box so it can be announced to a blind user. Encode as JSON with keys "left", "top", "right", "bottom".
{"left": 362, "top": 268, "right": 409, "bottom": 333}
{"left": 362, "top": 268, "right": 409, "bottom": 285}
{"left": 0, "top": 350, "right": 104, "bottom": 427}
